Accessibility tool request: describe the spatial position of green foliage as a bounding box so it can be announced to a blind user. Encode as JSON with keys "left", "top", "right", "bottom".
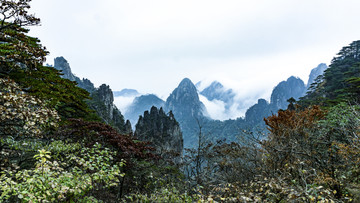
{"left": 0, "top": 141, "right": 124, "bottom": 202}
{"left": 301, "top": 40, "right": 360, "bottom": 106}
{"left": 9, "top": 65, "right": 99, "bottom": 120}
{"left": 0, "top": 0, "right": 46, "bottom": 77}
{"left": 3, "top": 1, "right": 360, "bottom": 202}
{"left": 1, "top": 0, "right": 97, "bottom": 121}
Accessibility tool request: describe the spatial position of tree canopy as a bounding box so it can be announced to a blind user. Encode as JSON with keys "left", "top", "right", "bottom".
{"left": 301, "top": 40, "right": 360, "bottom": 106}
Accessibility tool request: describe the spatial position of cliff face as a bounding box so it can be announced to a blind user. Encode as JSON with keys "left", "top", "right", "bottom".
{"left": 89, "top": 84, "right": 131, "bottom": 134}
{"left": 270, "top": 76, "right": 306, "bottom": 110}
{"left": 135, "top": 106, "right": 183, "bottom": 161}
{"left": 97, "top": 84, "right": 115, "bottom": 119}
{"left": 54, "top": 57, "right": 76, "bottom": 81}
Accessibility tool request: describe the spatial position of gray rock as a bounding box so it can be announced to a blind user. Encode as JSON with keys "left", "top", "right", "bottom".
{"left": 89, "top": 84, "right": 129, "bottom": 134}
{"left": 270, "top": 76, "right": 306, "bottom": 110}
{"left": 135, "top": 106, "right": 183, "bottom": 162}
{"left": 165, "top": 78, "right": 207, "bottom": 121}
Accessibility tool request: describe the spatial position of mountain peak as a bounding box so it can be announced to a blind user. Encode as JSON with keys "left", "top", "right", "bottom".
{"left": 54, "top": 56, "right": 95, "bottom": 92}
{"left": 178, "top": 78, "right": 195, "bottom": 88}
{"left": 113, "top": 89, "right": 139, "bottom": 97}
{"left": 270, "top": 76, "right": 306, "bottom": 110}
{"left": 165, "top": 78, "right": 206, "bottom": 121}
{"left": 200, "top": 81, "right": 235, "bottom": 111}
{"left": 54, "top": 56, "right": 76, "bottom": 81}
{"left": 209, "top": 81, "right": 224, "bottom": 89}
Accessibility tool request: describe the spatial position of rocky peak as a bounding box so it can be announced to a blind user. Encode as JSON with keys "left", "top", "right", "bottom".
{"left": 98, "top": 84, "right": 114, "bottom": 109}
{"left": 89, "top": 84, "right": 129, "bottom": 134}
{"left": 53, "top": 57, "right": 95, "bottom": 92}
{"left": 245, "top": 99, "right": 270, "bottom": 125}
{"left": 165, "top": 78, "right": 206, "bottom": 121}
{"left": 54, "top": 57, "right": 76, "bottom": 81}
{"left": 135, "top": 106, "right": 183, "bottom": 162}
{"left": 178, "top": 78, "right": 196, "bottom": 90}
{"left": 200, "top": 81, "right": 235, "bottom": 110}
{"left": 306, "top": 63, "right": 328, "bottom": 90}
{"left": 124, "top": 120, "right": 133, "bottom": 135}
{"left": 201, "top": 81, "right": 223, "bottom": 100}
{"left": 270, "top": 76, "right": 306, "bottom": 110}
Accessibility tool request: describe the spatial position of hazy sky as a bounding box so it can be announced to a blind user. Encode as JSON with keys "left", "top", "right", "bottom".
{"left": 28, "top": 0, "right": 360, "bottom": 108}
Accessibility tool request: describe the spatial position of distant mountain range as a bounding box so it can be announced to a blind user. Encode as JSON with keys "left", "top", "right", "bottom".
{"left": 54, "top": 55, "right": 328, "bottom": 148}
{"left": 116, "top": 63, "right": 328, "bottom": 147}
{"left": 113, "top": 89, "right": 140, "bottom": 97}
{"left": 125, "top": 94, "right": 165, "bottom": 127}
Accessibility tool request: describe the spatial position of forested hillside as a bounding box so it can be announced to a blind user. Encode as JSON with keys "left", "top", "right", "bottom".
{"left": 1, "top": 1, "right": 360, "bottom": 202}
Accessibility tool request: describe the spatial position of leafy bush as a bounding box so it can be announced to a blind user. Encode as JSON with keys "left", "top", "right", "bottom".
{"left": 0, "top": 142, "right": 124, "bottom": 202}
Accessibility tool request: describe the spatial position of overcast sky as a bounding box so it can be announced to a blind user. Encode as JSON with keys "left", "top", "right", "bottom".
{"left": 28, "top": 0, "right": 360, "bottom": 117}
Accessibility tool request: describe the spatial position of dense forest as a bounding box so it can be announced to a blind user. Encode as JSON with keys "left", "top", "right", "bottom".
{"left": 1, "top": 1, "right": 360, "bottom": 202}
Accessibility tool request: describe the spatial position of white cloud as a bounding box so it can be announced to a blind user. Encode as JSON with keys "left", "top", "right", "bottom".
{"left": 113, "top": 96, "right": 136, "bottom": 113}
{"left": 28, "top": 0, "right": 360, "bottom": 106}
{"left": 199, "top": 95, "right": 226, "bottom": 120}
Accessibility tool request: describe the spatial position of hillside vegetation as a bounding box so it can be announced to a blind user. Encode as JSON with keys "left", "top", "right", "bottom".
{"left": 1, "top": 1, "right": 360, "bottom": 202}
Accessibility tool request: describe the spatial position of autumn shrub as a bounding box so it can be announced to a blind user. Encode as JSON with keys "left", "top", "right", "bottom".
{"left": 52, "top": 118, "right": 156, "bottom": 160}
{"left": 258, "top": 103, "right": 360, "bottom": 200}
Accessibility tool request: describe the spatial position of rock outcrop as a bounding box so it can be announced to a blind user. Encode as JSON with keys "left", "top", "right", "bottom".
{"left": 244, "top": 76, "right": 307, "bottom": 128}
{"left": 54, "top": 57, "right": 95, "bottom": 93}
{"left": 89, "top": 84, "right": 131, "bottom": 134}
{"left": 53, "top": 56, "right": 130, "bottom": 133}
{"left": 245, "top": 99, "right": 271, "bottom": 125}
{"left": 270, "top": 76, "right": 306, "bottom": 110}
{"left": 135, "top": 106, "right": 183, "bottom": 162}
{"left": 54, "top": 57, "right": 76, "bottom": 81}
